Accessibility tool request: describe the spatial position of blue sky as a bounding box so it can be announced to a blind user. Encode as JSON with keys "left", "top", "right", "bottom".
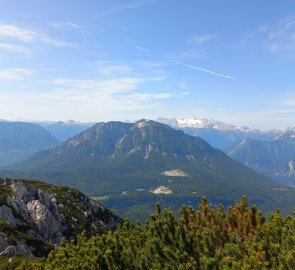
{"left": 0, "top": 0, "right": 295, "bottom": 129}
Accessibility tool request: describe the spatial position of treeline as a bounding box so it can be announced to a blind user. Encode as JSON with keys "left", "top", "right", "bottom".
{"left": 12, "top": 197, "right": 295, "bottom": 269}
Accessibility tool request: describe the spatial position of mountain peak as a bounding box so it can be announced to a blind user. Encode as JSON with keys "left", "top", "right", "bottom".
{"left": 157, "top": 117, "right": 251, "bottom": 131}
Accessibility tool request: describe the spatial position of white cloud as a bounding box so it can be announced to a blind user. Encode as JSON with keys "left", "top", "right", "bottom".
{"left": 102, "top": 0, "right": 162, "bottom": 16}
{"left": 94, "top": 61, "right": 132, "bottom": 76}
{"left": 0, "top": 68, "right": 36, "bottom": 80}
{"left": 26, "top": 75, "right": 154, "bottom": 121}
{"left": 135, "top": 60, "right": 165, "bottom": 70}
{"left": 281, "top": 92, "right": 295, "bottom": 107}
{"left": 188, "top": 34, "right": 215, "bottom": 45}
{"left": 127, "top": 92, "right": 172, "bottom": 101}
{"left": 180, "top": 91, "right": 189, "bottom": 96}
{"left": 51, "top": 77, "right": 143, "bottom": 94}
{"left": 0, "top": 60, "right": 171, "bottom": 122}
{"left": 265, "top": 17, "right": 295, "bottom": 52}
{"left": 50, "top": 22, "right": 82, "bottom": 29}
{"left": 41, "top": 37, "right": 78, "bottom": 48}
{"left": 0, "top": 42, "right": 31, "bottom": 55}
{"left": 0, "top": 24, "right": 38, "bottom": 42}
{"left": 0, "top": 24, "right": 77, "bottom": 48}
{"left": 243, "top": 16, "right": 295, "bottom": 53}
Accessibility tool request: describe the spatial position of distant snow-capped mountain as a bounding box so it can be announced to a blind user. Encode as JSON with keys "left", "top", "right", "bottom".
{"left": 157, "top": 117, "right": 278, "bottom": 149}
{"left": 157, "top": 117, "right": 254, "bottom": 132}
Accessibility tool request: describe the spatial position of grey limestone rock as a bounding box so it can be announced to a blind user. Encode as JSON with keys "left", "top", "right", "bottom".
{"left": 27, "top": 200, "right": 62, "bottom": 243}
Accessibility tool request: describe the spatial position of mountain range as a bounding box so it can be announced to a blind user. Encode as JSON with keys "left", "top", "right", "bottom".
{"left": 157, "top": 117, "right": 278, "bottom": 149}
{"left": 3, "top": 119, "right": 295, "bottom": 221}
{"left": 0, "top": 121, "right": 59, "bottom": 167}
{"left": 38, "top": 120, "right": 94, "bottom": 142}
{"left": 227, "top": 129, "right": 295, "bottom": 185}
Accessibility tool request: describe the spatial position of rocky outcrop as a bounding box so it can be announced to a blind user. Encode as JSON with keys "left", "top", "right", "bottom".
{"left": 0, "top": 179, "right": 122, "bottom": 258}
{"left": 27, "top": 200, "right": 62, "bottom": 243}
{"left": 0, "top": 240, "right": 34, "bottom": 258}
{"left": 0, "top": 205, "right": 23, "bottom": 227}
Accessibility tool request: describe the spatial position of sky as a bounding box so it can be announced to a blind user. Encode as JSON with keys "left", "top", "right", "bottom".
{"left": 0, "top": 0, "right": 295, "bottom": 130}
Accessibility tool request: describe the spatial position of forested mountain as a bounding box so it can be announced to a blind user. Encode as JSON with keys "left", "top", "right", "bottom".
{"left": 227, "top": 131, "right": 295, "bottom": 185}
{"left": 4, "top": 120, "right": 295, "bottom": 221}
{"left": 0, "top": 122, "right": 59, "bottom": 167}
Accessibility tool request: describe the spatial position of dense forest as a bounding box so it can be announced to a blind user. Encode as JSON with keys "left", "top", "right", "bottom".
{"left": 3, "top": 196, "right": 294, "bottom": 270}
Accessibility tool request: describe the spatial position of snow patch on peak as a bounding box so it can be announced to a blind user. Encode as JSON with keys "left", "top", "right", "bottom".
{"left": 135, "top": 119, "right": 151, "bottom": 129}
{"left": 239, "top": 140, "right": 247, "bottom": 146}
{"left": 157, "top": 117, "right": 250, "bottom": 131}
{"left": 177, "top": 118, "right": 204, "bottom": 127}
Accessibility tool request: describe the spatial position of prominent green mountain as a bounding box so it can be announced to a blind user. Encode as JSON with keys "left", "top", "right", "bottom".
{"left": 5, "top": 120, "right": 295, "bottom": 221}
{"left": 0, "top": 122, "right": 59, "bottom": 167}
{"left": 227, "top": 132, "right": 295, "bottom": 185}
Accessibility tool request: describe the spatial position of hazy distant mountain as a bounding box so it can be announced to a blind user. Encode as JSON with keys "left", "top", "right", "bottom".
{"left": 227, "top": 129, "right": 295, "bottom": 185}
{"left": 6, "top": 119, "right": 295, "bottom": 220}
{"left": 157, "top": 117, "right": 277, "bottom": 149}
{"left": 38, "top": 120, "right": 95, "bottom": 142}
{"left": 0, "top": 122, "right": 59, "bottom": 167}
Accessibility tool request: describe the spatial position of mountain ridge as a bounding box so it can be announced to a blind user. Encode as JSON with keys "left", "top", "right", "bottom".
{"left": 157, "top": 117, "right": 279, "bottom": 149}
{"left": 4, "top": 119, "right": 295, "bottom": 221}
{"left": 0, "top": 122, "right": 60, "bottom": 167}
{"left": 227, "top": 132, "right": 295, "bottom": 184}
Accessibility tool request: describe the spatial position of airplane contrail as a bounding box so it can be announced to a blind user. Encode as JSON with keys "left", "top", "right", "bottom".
{"left": 128, "top": 43, "right": 149, "bottom": 53}
{"left": 170, "top": 59, "right": 237, "bottom": 81}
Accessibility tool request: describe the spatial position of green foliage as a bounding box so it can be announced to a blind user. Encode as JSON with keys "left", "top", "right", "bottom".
{"left": 0, "top": 180, "right": 12, "bottom": 205}
{"left": 33, "top": 197, "right": 295, "bottom": 269}
{"left": 0, "top": 256, "right": 35, "bottom": 270}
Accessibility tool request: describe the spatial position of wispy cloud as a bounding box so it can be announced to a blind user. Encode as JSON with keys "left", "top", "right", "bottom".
{"left": 0, "top": 24, "right": 38, "bottom": 42}
{"left": 0, "top": 68, "right": 36, "bottom": 80}
{"left": 94, "top": 61, "right": 132, "bottom": 76}
{"left": 281, "top": 92, "right": 295, "bottom": 107}
{"left": 51, "top": 77, "right": 143, "bottom": 94}
{"left": 37, "top": 60, "right": 169, "bottom": 119}
{"left": 188, "top": 34, "right": 216, "bottom": 46}
{"left": 102, "top": 0, "right": 161, "bottom": 16}
{"left": 180, "top": 91, "right": 190, "bottom": 96}
{"left": 242, "top": 16, "right": 295, "bottom": 53}
{"left": 170, "top": 34, "right": 216, "bottom": 61}
{"left": 170, "top": 59, "right": 237, "bottom": 81}
{"left": 0, "top": 24, "right": 77, "bottom": 48}
{"left": 42, "top": 37, "right": 78, "bottom": 48}
{"left": 127, "top": 92, "right": 172, "bottom": 101}
{"left": 128, "top": 43, "right": 149, "bottom": 53}
{"left": 50, "top": 22, "right": 82, "bottom": 29}
{"left": 0, "top": 42, "right": 31, "bottom": 55}
{"left": 135, "top": 60, "right": 165, "bottom": 70}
